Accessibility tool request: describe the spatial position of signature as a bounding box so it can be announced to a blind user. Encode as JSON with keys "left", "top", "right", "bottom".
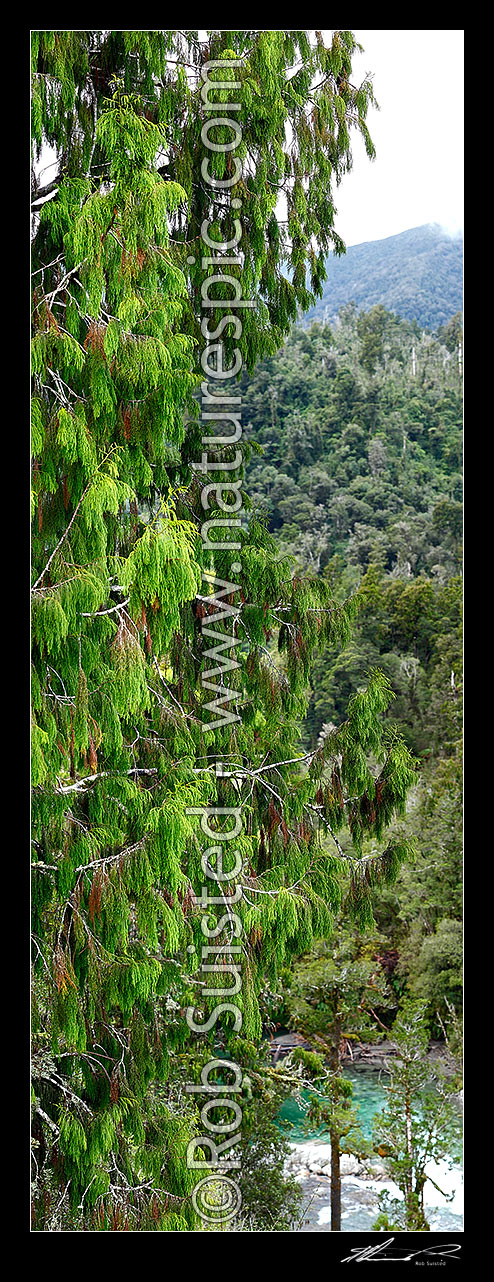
{"left": 341, "top": 1238, "right": 461, "bottom": 1263}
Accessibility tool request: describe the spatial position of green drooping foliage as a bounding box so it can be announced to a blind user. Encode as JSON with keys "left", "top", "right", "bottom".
{"left": 31, "top": 30, "right": 422, "bottom": 1232}
{"left": 32, "top": 28, "right": 378, "bottom": 378}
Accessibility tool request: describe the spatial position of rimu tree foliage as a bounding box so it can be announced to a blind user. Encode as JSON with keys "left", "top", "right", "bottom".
{"left": 31, "top": 29, "right": 418, "bottom": 1231}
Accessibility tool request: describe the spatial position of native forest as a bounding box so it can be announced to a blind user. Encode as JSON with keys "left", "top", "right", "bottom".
{"left": 31, "top": 30, "right": 463, "bottom": 1234}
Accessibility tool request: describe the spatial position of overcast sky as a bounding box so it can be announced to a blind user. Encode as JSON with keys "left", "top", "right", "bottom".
{"left": 326, "top": 29, "right": 464, "bottom": 246}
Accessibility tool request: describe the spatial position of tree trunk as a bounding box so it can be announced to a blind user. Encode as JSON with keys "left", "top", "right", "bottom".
{"left": 404, "top": 1072, "right": 415, "bottom": 1228}
{"left": 405, "top": 1084, "right": 413, "bottom": 1191}
{"left": 330, "top": 1127, "right": 341, "bottom": 1231}
{"left": 329, "top": 1023, "right": 342, "bottom": 1231}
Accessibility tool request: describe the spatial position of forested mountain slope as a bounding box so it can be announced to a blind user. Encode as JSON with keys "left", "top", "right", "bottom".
{"left": 242, "top": 306, "right": 463, "bottom": 1022}
{"left": 243, "top": 305, "right": 462, "bottom": 592}
{"left": 301, "top": 224, "right": 463, "bottom": 330}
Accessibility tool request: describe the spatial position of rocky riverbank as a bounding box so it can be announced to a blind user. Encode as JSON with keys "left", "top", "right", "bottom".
{"left": 285, "top": 1141, "right": 388, "bottom": 1182}
{"left": 270, "top": 1031, "right": 461, "bottom": 1085}
{"left": 285, "top": 1140, "right": 463, "bottom": 1234}
{"left": 340, "top": 1037, "right": 459, "bottom": 1077}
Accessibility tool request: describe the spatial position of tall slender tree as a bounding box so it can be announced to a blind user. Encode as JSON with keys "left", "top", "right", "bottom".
{"left": 285, "top": 928, "right": 393, "bottom": 1231}
{"left": 372, "top": 1001, "right": 461, "bottom": 1232}
{"left": 31, "top": 30, "right": 418, "bottom": 1231}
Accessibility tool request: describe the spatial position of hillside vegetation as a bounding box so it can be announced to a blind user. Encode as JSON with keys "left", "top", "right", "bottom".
{"left": 302, "top": 224, "right": 463, "bottom": 331}
{"left": 242, "top": 304, "right": 462, "bottom": 1024}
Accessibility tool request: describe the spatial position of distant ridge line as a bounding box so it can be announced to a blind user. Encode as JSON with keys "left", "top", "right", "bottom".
{"left": 302, "top": 223, "right": 463, "bottom": 331}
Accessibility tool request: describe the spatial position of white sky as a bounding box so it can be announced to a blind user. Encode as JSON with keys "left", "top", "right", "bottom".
{"left": 327, "top": 29, "right": 464, "bottom": 246}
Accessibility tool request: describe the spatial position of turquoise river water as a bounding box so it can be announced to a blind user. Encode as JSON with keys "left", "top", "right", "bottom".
{"left": 276, "top": 1065, "right": 463, "bottom": 1233}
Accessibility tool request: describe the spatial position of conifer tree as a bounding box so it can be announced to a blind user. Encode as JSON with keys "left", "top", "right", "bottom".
{"left": 31, "top": 30, "right": 418, "bottom": 1231}
{"left": 372, "top": 1001, "right": 461, "bottom": 1232}
{"left": 285, "top": 928, "right": 393, "bottom": 1231}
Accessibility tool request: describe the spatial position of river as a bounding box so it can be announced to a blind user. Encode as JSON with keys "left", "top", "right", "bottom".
{"left": 277, "top": 1064, "right": 463, "bottom": 1233}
